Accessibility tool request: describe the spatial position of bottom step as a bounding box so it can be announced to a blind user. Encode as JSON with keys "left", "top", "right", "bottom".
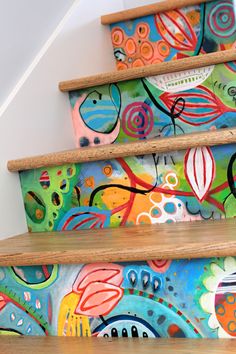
{"left": 0, "top": 337, "right": 234, "bottom": 354}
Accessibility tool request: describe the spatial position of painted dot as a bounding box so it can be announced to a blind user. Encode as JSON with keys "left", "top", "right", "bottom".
{"left": 35, "top": 209, "right": 44, "bottom": 220}
{"left": 150, "top": 193, "right": 162, "bottom": 203}
{"left": 216, "top": 304, "right": 225, "bottom": 316}
{"left": 94, "top": 137, "right": 100, "bottom": 145}
{"left": 166, "top": 219, "right": 174, "bottom": 224}
{"left": 226, "top": 293, "right": 236, "bottom": 304}
{"left": 67, "top": 167, "right": 74, "bottom": 177}
{"left": 148, "top": 310, "right": 154, "bottom": 316}
{"left": 168, "top": 324, "right": 186, "bottom": 338}
{"left": 157, "top": 315, "right": 166, "bottom": 325}
{"left": 27, "top": 325, "right": 32, "bottom": 334}
{"left": 228, "top": 321, "right": 236, "bottom": 333}
{"left": 103, "top": 165, "right": 113, "bottom": 177}
{"left": 17, "top": 319, "right": 24, "bottom": 327}
{"left": 51, "top": 192, "right": 61, "bottom": 206}
{"left": 80, "top": 137, "right": 90, "bottom": 147}
{"left": 0, "top": 270, "right": 5, "bottom": 281}
{"left": 36, "top": 271, "right": 43, "bottom": 280}
{"left": 151, "top": 207, "right": 161, "bottom": 218}
{"left": 60, "top": 180, "right": 67, "bottom": 190}
{"left": 138, "top": 215, "right": 152, "bottom": 224}
{"left": 164, "top": 203, "right": 176, "bottom": 214}
{"left": 168, "top": 286, "right": 174, "bottom": 292}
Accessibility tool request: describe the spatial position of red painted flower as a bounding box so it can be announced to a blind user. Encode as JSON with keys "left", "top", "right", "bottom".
{"left": 73, "top": 264, "right": 124, "bottom": 317}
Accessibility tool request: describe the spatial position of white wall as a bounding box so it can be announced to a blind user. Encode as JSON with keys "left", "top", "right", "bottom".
{"left": 123, "top": 0, "right": 159, "bottom": 8}
{"left": 0, "top": 0, "right": 124, "bottom": 239}
{"left": 0, "top": 0, "right": 76, "bottom": 107}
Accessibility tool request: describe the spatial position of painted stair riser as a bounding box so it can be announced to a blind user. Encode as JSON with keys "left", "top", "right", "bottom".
{"left": 109, "top": 0, "right": 236, "bottom": 70}
{"left": 19, "top": 143, "right": 236, "bottom": 233}
{"left": 69, "top": 61, "right": 236, "bottom": 149}
{"left": 1, "top": 256, "right": 236, "bottom": 338}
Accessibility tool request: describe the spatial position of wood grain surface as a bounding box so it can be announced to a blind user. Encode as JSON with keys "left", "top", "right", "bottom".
{"left": 0, "top": 219, "right": 235, "bottom": 266}
{"left": 59, "top": 50, "right": 236, "bottom": 92}
{"left": 0, "top": 337, "right": 235, "bottom": 354}
{"left": 101, "top": 0, "right": 213, "bottom": 25}
{"left": 7, "top": 128, "right": 236, "bottom": 172}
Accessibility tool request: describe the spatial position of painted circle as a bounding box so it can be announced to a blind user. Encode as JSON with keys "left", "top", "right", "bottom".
{"left": 122, "top": 102, "right": 154, "bottom": 138}
{"left": 207, "top": 2, "right": 236, "bottom": 38}
{"left": 112, "top": 28, "right": 124, "bottom": 45}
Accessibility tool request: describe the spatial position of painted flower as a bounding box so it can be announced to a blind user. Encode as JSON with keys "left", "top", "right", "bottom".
{"left": 200, "top": 257, "right": 236, "bottom": 338}
{"left": 73, "top": 264, "right": 124, "bottom": 317}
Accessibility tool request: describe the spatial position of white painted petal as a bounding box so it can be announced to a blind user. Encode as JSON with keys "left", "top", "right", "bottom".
{"left": 204, "top": 275, "right": 219, "bottom": 291}
{"left": 224, "top": 257, "right": 236, "bottom": 272}
{"left": 210, "top": 263, "right": 225, "bottom": 278}
{"left": 184, "top": 147, "right": 215, "bottom": 202}
{"left": 199, "top": 292, "right": 215, "bottom": 313}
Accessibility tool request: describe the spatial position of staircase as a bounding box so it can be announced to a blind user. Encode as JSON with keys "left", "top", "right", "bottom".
{"left": 1, "top": 0, "right": 236, "bottom": 352}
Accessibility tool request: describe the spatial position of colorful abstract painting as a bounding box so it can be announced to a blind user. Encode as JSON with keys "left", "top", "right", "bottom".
{"left": 69, "top": 62, "right": 236, "bottom": 148}
{"left": 1, "top": 257, "right": 236, "bottom": 338}
{"left": 109, "top": 0, "right": 236, "bottom": 69}
{"left": 20, "top": 143, "right": 236, "bottom": 233}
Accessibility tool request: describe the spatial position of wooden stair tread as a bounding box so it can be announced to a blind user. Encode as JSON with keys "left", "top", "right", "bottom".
{"left": 7, "top": 128, "right": 236, "bottom": 172}
{"left": 58, "top": 50, "right": 236, "bottom": 92}
{"left": 0, "top": 337, "right": 235, "bottom": 354}
{"left": 101, "top": 0, "right": 213, "bottom": 25}
{"left": 0, "top": 219, "right": 236, "bottom": 266}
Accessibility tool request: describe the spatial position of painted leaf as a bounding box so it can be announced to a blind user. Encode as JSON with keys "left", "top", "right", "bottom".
{"left": 184, "top": 147, "right": 216, "bottom": 202}
{"left": 57, "top": 207, "right": 111, "bottom": 231}
{"left": 75, "top": 282, "right": 123, "bottom": 317}
{"left": 73, "top": 264, "right": 123, "bottom": 292}
{"left": 160, "top": 86, "right": 230, "bottom": 126}
{"left": 155, "top": 10, "right": 197, "bottom": 51}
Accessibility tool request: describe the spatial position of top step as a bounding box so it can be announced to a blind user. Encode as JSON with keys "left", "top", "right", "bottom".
{"left": 101, "top": 0, "right": 236, "bottom": 70}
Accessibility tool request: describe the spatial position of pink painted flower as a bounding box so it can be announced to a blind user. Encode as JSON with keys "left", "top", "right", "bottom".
{"left": 73, "top": 264, "right": 124, "bottom": 317}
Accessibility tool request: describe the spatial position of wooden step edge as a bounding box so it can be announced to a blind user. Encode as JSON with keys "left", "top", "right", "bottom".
{"left": 0, "top": 337, "right": 235, "bottom": 354}
{"left": 58, "top": 49, "right": 236, "bottom": 92}
{"left": 101, "top": 0, "right": 213, "bottom": 25}
{"left": 7, "top": 128, "right": 236, "bottom": 172}
{"left": 0, "top": 219, "right": 235, "bottom": 267}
